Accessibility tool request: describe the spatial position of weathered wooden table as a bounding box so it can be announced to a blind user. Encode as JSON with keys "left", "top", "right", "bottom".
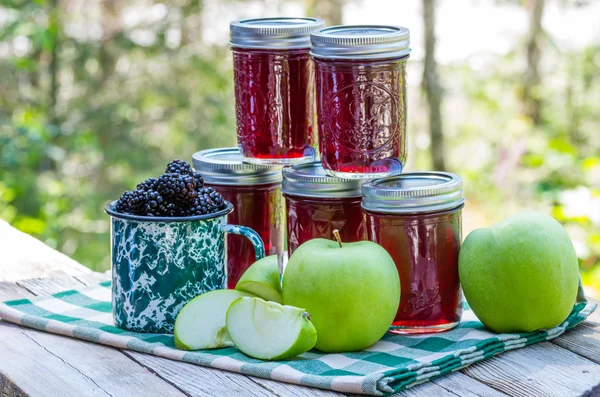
{"left": 1, "top": 219, "right": 600, "bottom": 397}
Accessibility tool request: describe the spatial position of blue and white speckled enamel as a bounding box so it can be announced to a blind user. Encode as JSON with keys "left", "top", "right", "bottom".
{"left": 110, "top": 213, "right": 264, "bottom": 333}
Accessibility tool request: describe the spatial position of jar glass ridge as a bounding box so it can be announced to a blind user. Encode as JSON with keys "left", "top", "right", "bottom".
{"left": 365, "top": 206, "right": 463, "bottom": 334}
{"left": 311, "top": 25, "right": 410, "bottom": 179}
{"left": 230, "top": 17, "right": 324, "bottom": 165}
{"left": 314, "top": 57, "right": 407, "bottom": 178}
{"left": 362, "top": 172, "right": 464, "bottom": 334}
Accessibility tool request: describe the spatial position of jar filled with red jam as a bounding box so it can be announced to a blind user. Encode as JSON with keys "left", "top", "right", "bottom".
{"left": 282, "top": 161, "right": 367, "bottom": 255}
{"left": 362, "top": 172, "right": 464, "bottom": 334}
{"left": 310, "top": 25, "right": 411, "bottom": 179}
{"left": 192, "top": 148, "right": 284, "bottom": 288}
{"left": 229, "top": 17, "right": 325, "bottom": 165}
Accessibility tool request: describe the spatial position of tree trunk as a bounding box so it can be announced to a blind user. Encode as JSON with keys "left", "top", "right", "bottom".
{"left": 181, "top": 0, "right": 204, "bottom": 46}
{"left": 422, "top": 0, "right": 446, "bottom": 171}
{"left": 48, "top": 0, "right": 60, "bottom": 123}
{"left": 305, "top": 0, "right": 344, "bottom": 25}
{"left": 522, "top": 0, "right": 544, "bottom": 125}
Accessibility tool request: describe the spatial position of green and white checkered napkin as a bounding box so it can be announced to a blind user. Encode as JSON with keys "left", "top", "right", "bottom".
{"left": 0, "top": 281, "right": 595, "bottom": 396}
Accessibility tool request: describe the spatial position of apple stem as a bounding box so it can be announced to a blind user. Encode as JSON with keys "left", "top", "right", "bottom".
{"left": 333, "top": 229, "right": 343, "bottom": 248}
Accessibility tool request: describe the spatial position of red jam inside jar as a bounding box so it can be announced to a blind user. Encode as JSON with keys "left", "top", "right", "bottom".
{"left": 230, "top": 17, "right": 324, "bottom": 165}
{"left": 282, "top": 162, "right": 367, "bottom": 255}
{"left": 310, "top": 25, "right": 411, "bottom": 179}
{"left": 193, "top": 148, "right": 284, "bottom": 288}
{"left": 362, "top": 172, "right": 464, "bottom": 334}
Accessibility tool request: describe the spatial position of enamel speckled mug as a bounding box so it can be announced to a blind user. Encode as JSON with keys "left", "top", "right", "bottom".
{"left": 105, "top": 200, "right": 265, "bottom": 333}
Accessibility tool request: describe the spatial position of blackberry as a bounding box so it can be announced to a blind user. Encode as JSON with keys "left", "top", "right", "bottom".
{"left": 192, "top": 171, "right": 204, "bottom": 189}
{"left": 205, "top": 187, "right": 224, "bottom": 208}
{"left": 165, "top": 159, "right": 193, "bottom": 176}
{"left": 115, "top": 190, "right": 135, "bottom": 214}
{"left": 157, "top": 172, "right": 198, "bottom": 205}
{"left": 126, "top": 189, "right": 148, "bottom": 214}
{"left": 136, "top": 177, "right": 158, "bottom": 192}
{"left": 142, "top": 189, "right": 166, "bottom": 216}
{"left": 187, "top": 187, "right": 226, "bottom": 215}
{"left": 114, "top": 160, "right": 214, "bottom": 217}
{"left": 164, "top": 203, "right": 185, "bottom": 217}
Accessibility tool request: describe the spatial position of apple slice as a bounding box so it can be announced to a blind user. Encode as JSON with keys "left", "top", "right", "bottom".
{"left": 174, "top": 289, "right": 254, "bottom": 350}
{"left": 235, "top": 255, "right": 282, "bottom": 303}
{"left": 226, "top": 297, "right": 317, "bottom": 360}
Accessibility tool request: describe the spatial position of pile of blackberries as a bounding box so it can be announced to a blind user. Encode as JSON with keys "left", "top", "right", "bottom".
{"left": 115, "top": 160, "right": 226, "bottom": 217}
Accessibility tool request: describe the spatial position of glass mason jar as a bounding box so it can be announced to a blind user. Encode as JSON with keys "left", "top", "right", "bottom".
{"left": 282, "top": 161, "right": 367, "bottom": 255}
{"left": 310, "top": 25, "right": 411, "bottom": 179}
{"left": 362, "top": 172, "right": 464, "bottom": 334}
{"left": 229, "top": 17, "right": 325, "bottom": 165}
{"left": 192, "top": 148, "right": 284, "bottom": 288}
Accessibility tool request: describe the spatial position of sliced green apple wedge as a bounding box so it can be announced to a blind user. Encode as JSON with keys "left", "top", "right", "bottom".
{"left": 174, "top": 289, "right": 254, "bottom": 350}
{"left": 235, "top": 255, "right": 282, "bottom": 303}
{"left": 226, "top": 297, "right": 317, "bottom": 360}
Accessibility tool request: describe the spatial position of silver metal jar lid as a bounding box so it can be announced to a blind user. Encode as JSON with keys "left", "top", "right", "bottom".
{"left": 230, "top": 17, "right": 325, "bottom": 49}
{"left": 282, "top": 162, "right": 363, "bottom": 199}
{"left": 192, "top": 148, "right": 282, "bottom": 186}
{"left": 362, "top": 172, "right": 464, "bottom": 213}
{"left": 310, "top": 25, "right": 410, "bottom": 60}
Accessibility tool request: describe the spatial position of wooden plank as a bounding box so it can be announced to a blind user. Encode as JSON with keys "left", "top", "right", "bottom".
{"left": 0, "top": 282, "right": 35, "bottom": 300}
{"left": 431, "top": 372, "right": 508, "bottom": 397}
{"left": 16, "top": 275, "right": 86, "bottom": 296}
{"left": 19, "top": 328, "right": 190, "bottom": 397}
{"left": 0, "top": 376, "right": 28, "bottom": 397}
{"left": 0, "top": 321, "right": 113, "bottom": 397}
{"left": 461, "top": 342, "right": 600, "bottom": 397}
{"left": 74, "top": 274, "right": 288, "bottom": 397}
{"left": 0, "top": 278, "right": 189, "bottom": 397}
{"left": 0, "top": 219, "right": 90, "bottom": 281}
{"left": 393, "top": 379, "right": 458, "bottom": 397}
{"left": 125, "top": 351, "right": 278, "bottom": 397}
{"left": 74, "top": 271, "right": 111, "bottom": 285}
{"left": 372, "top": 372, "right": 509, "bottom": 397}
{"left": 0, "top": 282, "right": 35, "bottom": 397}
{"left": 551, "top": 322, "right": 600, "bottom": 364}
{"left": 249, "top": 376, "right": 345, "bottom": 397}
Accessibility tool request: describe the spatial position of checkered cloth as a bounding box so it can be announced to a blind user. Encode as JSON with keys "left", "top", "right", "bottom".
{"left": 0, "top": 281, "right": 595, "bottom": 396}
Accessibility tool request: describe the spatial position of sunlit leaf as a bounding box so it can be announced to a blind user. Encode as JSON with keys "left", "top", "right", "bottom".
{"left": 14, "top": 216, "right": 46, "bottom": 234}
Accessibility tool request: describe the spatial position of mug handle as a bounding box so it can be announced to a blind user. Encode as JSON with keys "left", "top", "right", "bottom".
{"left": 221, "top": 224, "right": 265, "bottom": 261}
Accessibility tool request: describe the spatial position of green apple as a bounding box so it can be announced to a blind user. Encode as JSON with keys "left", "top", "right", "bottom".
{"left": 459, "top": 211, "right": 580, "bottom": 333}
{"left": 174, "top": 289, "right": 254, "bottom": 350}
{"left": 226, "top": 297, "right": 317, "bottom": 360}
{"left": 235, "top": 255, "right": 282, "bottom": 303}
{"left": 282, "top": 234, "right": 400, "bottom": 353}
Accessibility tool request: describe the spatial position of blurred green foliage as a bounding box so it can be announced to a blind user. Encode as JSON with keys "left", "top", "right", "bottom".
{"left": 0, "top": 1, "right": 599, "bottom": 291}
{"left": 1, "top": 0, "right": 236, "bottom": 269}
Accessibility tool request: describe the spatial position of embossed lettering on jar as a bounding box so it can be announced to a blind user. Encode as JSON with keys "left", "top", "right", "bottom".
{"left": 311, "top": 25, "right": 411, "bottom": 179}
{"left": 362, "top": 172, "right": 464, "bottom": 334}
{"left": 230, "top": 17, "right": 324, "bottom": 165}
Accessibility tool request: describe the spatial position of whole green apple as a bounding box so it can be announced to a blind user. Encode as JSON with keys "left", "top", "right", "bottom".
{"left": 282, "top": 236, "right": 400, "bottom": 353}
{"left": 459, "top": 211, "right": 579, "bottom": 333}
